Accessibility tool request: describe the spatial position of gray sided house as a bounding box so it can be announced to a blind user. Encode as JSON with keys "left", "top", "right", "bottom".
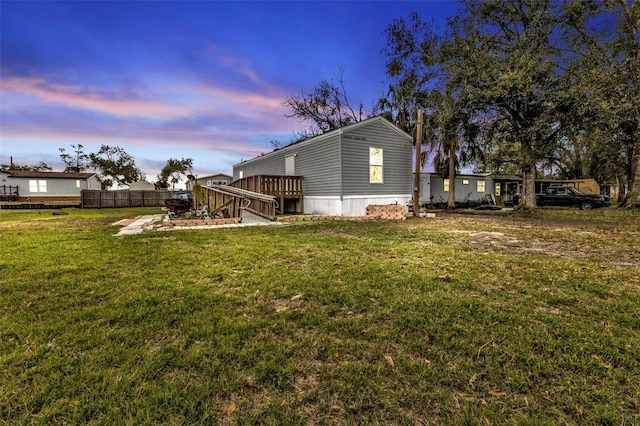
{"left": 233, "top": 116, "right": 413, "bottom": 216}
{"left": 419, "top": 173, "right": 607, "bottom": 207}
{"left": 419, "top": 173, "right": 498, "bottom": 206}
{"left": 0, "top": 170, "right": 101, "bottom": 203}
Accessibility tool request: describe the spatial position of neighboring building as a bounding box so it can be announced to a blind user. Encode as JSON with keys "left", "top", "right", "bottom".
{"left": 186, "top": 173, "right": 233, "bottom": 190}
{"left": 418, "top": 173, "right": 609, "bottom": 206}
{"left": 419, "top": 173, "right": 498, "bottom": 206}
{"left": 0, "top": 170, "right": 101, "bottom": 203}
{"left": 129, "top": 180, "right": 155, "bottom": 190}
{"left": 233, "top": 116, "right": 414, "bottom": 216}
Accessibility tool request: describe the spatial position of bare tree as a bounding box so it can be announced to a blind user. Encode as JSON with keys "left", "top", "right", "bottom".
{"left": 282, "top": 68, "right": 376, "bottom": 141}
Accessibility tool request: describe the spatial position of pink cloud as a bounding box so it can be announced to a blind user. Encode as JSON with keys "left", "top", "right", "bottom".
{"left": 2, "top": 71, "right": 303, "bottom": 136}
{"left": 1, "top": 123, "right": 268, "bottom": 157}
{"left": 205, "top": 43, "right": 264, "bottom": 85}
{"left": 2, "top": 76, "right": 191, "bottom": 120}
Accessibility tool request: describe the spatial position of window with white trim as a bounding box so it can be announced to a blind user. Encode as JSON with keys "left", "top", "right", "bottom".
{"left": 444, "top": 179, "right": 449, "bottom": 192}
{"left": 477, "top": 180, "right": 486, "bottom": 192}
{"left": 29, "top": 180, "right": 47, "bottom": 192}
{"left": 369, "top": 147, "right": 383, "bottom": 183}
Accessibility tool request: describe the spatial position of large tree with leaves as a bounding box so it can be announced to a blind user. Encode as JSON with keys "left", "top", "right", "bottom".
{"left": 0, "top": 161, "right": 52, "bottom": 172}
{"left": 559, "top": 0, "right": 639, "bottom": 206}
{"left": 157, "top": 158, "right": 193, "bottom": 190}
{"left": 382, "top": 11, "right": 482, "bottom": 209}
{"left": 593, "top": 0, "right": 639, "bottom": 207}
{"left": 89, "top": 145, "right": 145, "bottom": 190}
{"left": 613, "top": 0, "right": 640, "bottom": 207}
{"left": 448, "top": 0, "right": 578, "bottom": 210}
{"left": 59, "top": 144, "right": 90, "bottom": 173}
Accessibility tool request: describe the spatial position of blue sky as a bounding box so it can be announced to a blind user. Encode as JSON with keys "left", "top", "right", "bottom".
{"left": 1, "top": 1, "right": 458, "bottom": 185}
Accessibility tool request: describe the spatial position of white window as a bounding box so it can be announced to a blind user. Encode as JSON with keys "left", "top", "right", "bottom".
{"left": 444, "top": 179, "right": 449, "bottom": 192}
{"left": 239, "top": 170, "right": 244, "bottom": 179}
{"left": 29, "top": 180, "right": 47, "bottom": 192}
{"left": 477, "top": 180, "right": 486, "bottom": 192}
{"left": 369, "top": 147, "right": 383, "bottom": 184}
{"left": 76, "top": 180, "right": 81, "bottom": 188}
{"left": 207, "top": 179, "right": 212, "bottom": 186}
{"left": 462, "top": 179, "right": 469, "bottom": 185}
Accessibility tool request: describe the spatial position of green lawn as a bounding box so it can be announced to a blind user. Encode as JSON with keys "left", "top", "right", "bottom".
{"left": 1, "top": 207, "right": 639, "bottom": 425}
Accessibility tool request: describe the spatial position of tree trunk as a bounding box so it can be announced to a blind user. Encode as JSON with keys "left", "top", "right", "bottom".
{"left": 447, "top": 139, "right": 456, "bottom": 210}
{"left": 517, "top": 154, "right": 537, "bottom": 211}
{"left": 620, "top": 3, "right": 640, "bottom": 208}
{"left": 621, "top": 141, "right": 640, "bottom": 207}
{"left": 616, "top": 173, "right": 627, "bottom": 204}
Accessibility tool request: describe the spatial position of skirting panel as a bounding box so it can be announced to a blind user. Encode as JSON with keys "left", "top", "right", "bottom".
{"left": 342, "top": 195, "right": 411, "bottom": 217}
{"left": 303, "top": 195, "right": 411, "bottom": 216}
{"left": 303, "top": 196, "right": 342, "bottom": 216}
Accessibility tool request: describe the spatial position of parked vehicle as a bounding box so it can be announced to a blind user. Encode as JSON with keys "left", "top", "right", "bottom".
{"left": 513, "top": 186, "right": 610, "bottom": 210}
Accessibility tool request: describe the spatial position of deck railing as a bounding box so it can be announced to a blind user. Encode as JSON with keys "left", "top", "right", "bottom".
{"left": 200, "top": 186, "right": 247, "bottom": 219}
{"left": 230, "top": 175, "right": 302, "bottom": 214}
{"left": 0, "top": 185, "right": 19, "bottom": 201}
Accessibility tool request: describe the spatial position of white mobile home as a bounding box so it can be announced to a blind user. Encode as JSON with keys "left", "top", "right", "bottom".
{"left": 0, "top": 170, "right": 101, "bottom": 203}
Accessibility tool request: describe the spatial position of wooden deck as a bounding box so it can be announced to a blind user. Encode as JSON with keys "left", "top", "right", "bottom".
{"left": 0, "top": 185, "right": 19, "bottom": 201}
{"left": 229, "top": 175, "right": 303, "bottom": 214}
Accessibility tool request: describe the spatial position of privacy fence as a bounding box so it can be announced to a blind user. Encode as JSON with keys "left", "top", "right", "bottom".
{"left": 81, "top": 190, "right": 188, "bottom": 208}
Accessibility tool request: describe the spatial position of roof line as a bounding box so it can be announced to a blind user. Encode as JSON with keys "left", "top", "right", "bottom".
{"left": 234, "top": 116, "right": 412, "bottom": 167}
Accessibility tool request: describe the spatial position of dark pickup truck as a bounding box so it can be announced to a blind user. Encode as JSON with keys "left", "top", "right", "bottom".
{"left": 514, "top": 186, "right": 610, "bottom": 210}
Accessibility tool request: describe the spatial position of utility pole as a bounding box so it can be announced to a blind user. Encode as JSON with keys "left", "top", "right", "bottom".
{"left": 413, "top": 108, "right": 423, "bottom": 217}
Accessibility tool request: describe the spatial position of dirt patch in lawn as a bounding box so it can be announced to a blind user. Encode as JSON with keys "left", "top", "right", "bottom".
{"left": 450, "top": 228, "right": 586, "bottom": 259}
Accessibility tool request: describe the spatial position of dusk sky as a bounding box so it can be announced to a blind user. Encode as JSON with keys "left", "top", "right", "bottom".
{"left": 1, "top": 1, "right": 458, "bottom": 186}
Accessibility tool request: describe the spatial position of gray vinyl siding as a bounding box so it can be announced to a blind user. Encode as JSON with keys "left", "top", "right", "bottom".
{"left": 341, "top": 120, "right": 413, "bottom": 196}
{"left": 232, "top": 116, "right": 413, "bottom": 202}
{"left": 426, "top": 174, "right": 493, "bottom": 204}
{"left": 291, "top": 135, "right": 341, "bottom": 196}
{"left": 234, "top": 155, "right": 283, "bottom": 179}
{"left": 233, "top": 134, "right": 342, "bottom": 197}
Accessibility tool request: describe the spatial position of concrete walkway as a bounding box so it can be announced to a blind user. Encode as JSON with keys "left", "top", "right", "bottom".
{"left": 113, "top": 214, "right": 165, "bottom": 236}
{"left": 113, "top": 210, "right": 281, "bottom": 236}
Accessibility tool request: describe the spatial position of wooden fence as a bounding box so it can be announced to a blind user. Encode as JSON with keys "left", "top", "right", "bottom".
{"left": 81, "top": 190, "right": 185, "bottom": 208}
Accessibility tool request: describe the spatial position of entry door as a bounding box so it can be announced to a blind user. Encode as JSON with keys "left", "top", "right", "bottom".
{"left": 285, "top": 155, "right": 295, "bottom": 175}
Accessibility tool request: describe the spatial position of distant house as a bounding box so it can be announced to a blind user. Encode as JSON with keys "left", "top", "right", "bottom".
{"left": 0, "top": 170, "right": 101, "bottom": 203}
{"left": 233, "top": 116, "right": 414, "bottom": 216}
{"left": 419, "top": 173, "right": 498, "bottom": 206}
{"left": 186, "top": 173, "right": 232, "bottom": 191}
{"left": 129, "top": 180, "right": 155, "bottom": 190}
{"left": 418, "top": 173, "right": 609, "bottom": 206}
